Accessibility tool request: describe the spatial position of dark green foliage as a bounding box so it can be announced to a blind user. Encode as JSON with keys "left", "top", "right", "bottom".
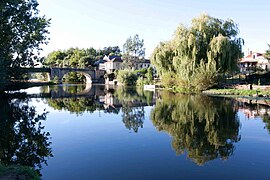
{"left": 102, "top": 46, "right": 121, "bottom": 56}
{"left": 44, "top": 48, "right": 95, "bottom": 68}
{"left": 151, "top": 92, "right": 240, "bottom": 165}
{"left": 0, "top": 0, "right": 50, "bottom": 86}
{"left": 63, "top": 72, "right": 85, "bottom": 83}
{"left": 117, "top": 70, "right": 138, "bottom": 86}
{"left": 0, "top": 95, "right": 52, "bottom": 176}
{"left": 0, "top": 164, "right": 40, "bottom": 180}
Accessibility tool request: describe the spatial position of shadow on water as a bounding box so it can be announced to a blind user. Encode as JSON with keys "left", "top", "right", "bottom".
{"left": 0, "top": 94, "right": 53, "bottom": 175}
{"left": 151, "top": 91, "right": 241, "bottom": 165}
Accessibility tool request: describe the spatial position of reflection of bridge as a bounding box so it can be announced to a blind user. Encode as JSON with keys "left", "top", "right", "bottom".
{"left": 24, "top": 85, "right": 156, "bottom": 107}
{"left": 22, "top": 67, "right": 105, "bottom": 84}
{"left": 27, "top": 84, "right": 105, "bottom": 99}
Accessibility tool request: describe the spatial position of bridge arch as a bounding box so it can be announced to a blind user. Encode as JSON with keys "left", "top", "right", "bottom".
{"left": 22, "top": 67, "right": 105, "bottom": 84}
{"left": 50, "top": 68, "right": 97, "bottom": 84}
{"left": 61, "top": 71, "right": 92, "bottom": 84}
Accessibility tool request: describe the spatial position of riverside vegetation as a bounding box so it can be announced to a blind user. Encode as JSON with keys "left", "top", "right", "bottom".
{"left": 151, "top": 14, "right": 243, "bottom": 92}
{"left": 0, "top": 0, "right": 52, "bottom": 178}
{"left": 1, "top": 0, "right": 270, "bottom": 179}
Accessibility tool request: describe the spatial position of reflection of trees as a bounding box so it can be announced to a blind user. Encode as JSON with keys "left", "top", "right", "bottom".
{"left": 121, "top": 104, "right": 144, "bottom": 133}
{"left": 261, "top": 114, "right": 270, "bottom": 132}
{"left": 47, "top": 98, "right": 103, "bottom": 115}
{"left": 114, "top": 87, "right": 153, "bottom": 106}
{"left": 0, "top": 95, "right": 52, "bottom": 173}
{"left": 45, "top": 85, "right": 154, "bottom": 132}
{"left": 151, "top": 92, "right": 240, "bottom": 165}
{"left": 62, "top": 84, "right": 86, "bottom": 94}
{"left": 114, "top": 87, "right": 154, "bottom": 132}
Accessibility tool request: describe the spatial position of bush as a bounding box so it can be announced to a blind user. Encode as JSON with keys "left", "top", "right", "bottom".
{"left": 117, "top": 70, "right": 138, "bottom": 86}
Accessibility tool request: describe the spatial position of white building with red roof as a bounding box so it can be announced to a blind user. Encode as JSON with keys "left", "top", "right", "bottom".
{"left": 239, "top": 51, "right": 269, "bottom": 73}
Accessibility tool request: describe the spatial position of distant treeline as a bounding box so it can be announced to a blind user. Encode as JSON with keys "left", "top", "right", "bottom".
{"left": 43, "top": 46, "right": 121, "bottom": 68}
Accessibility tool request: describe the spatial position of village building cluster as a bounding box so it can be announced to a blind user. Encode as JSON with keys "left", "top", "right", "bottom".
{"left": 238, "top": 51, "right": 270, "bottom": 74}
{"left": 95, "top": 55, "right": 152, "bottom": 73}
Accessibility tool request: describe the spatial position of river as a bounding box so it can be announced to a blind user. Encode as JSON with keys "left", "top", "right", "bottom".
{"left": 1, "top": 84, "right": 270, "bottom": 179}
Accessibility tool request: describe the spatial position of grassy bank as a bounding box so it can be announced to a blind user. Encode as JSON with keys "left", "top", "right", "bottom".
{"left": 0, "top": 165, "right": 39, "bottom": 180}
{"left": 203, "top": 88, "right": 270, "bottom": 97}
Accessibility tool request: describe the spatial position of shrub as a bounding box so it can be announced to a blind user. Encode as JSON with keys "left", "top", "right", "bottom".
{"left": 117, "top": 70, "right": 138, "bottom": 86}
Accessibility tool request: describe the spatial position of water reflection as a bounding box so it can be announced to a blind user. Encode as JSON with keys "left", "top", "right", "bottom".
{"left": 235, "top": 98, "right": 270, "bottom": 133}
{"left": 0, "top": 94, "right": 52, "bottom": 174}
{"left": 13, "top": 84, "right": 270, "bottom": 168}
{"left": 114, "top": 87, "right": 153, "bottom": 132}
{"left": 42, "top": 85, "right": 154, "bottom": 132}
{"left": 47, "top": 98, "right": 103, "bottom": 115}
{"left": 151, "top": 92, "right": 241, "bottom": 165}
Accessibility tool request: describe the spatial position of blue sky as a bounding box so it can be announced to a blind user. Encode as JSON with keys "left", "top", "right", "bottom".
{"left": 38, "top": 0, "right": 270, "bottom": 58}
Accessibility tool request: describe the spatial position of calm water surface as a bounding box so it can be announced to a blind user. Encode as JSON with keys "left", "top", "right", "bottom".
{"left": 1, "top": 84, "right": 270, "bottom": 179}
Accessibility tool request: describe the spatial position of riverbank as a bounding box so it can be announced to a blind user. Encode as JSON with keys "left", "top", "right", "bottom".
{"left": 203, "top": 84, "right": 270, "bottom": 97}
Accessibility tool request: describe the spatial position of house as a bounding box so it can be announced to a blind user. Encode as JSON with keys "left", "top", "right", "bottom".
{"left": 94, "top": 59, "right": 106, "bottom": 70}
{"left": 96, "top": 55, "right": 154, "bottom": 74}
{"left": 103, "top": 55, "right": 123, "bottom": 73}
{"left": 239, "top": 51, "right": 270, "bottom": 73}
{"left": 95, "top": 55, "right": 123, "bottom": 73}
{"left": 136, "top": 59, "right": 151, "bottom": 69}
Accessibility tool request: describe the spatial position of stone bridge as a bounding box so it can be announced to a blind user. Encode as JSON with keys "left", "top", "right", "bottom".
{"left": 23, "top": 67, "right": 105, "bottom": 84}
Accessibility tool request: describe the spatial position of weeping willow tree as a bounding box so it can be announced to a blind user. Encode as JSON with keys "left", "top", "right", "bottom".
{"left": 151, "top": 92, "right": 240, "bottom": 165}
{"left": 151, "top": 14, "right": 244, "bottom": 91}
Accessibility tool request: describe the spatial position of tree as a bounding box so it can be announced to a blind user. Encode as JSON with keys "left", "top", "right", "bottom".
{"left": 151, "top": 14, "right": 243, "bottom": 91}
{"left": 264, "top": 44, "right": 270, "bottom": 60}
{"left": 122, "top": 34, "right": 145, "bottom": 69}
{"left": 44, "top": 50, "right": 67, "bottom": 67}
{"left": 0, "top": 0, "right": 50, "bottom": 87}
{"left": 102, "top": 46, "right": 121, "bottom": 56}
